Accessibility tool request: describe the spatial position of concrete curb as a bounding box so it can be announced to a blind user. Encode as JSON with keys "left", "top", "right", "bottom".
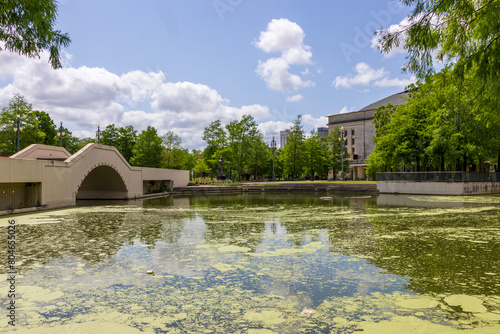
{"left": 171, "top": 183, "right": 377, "bottom": 195}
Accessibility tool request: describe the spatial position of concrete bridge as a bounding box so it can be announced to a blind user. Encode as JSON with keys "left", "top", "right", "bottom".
{"left": 0, "top": 143, "right": 189, "bottom": 214}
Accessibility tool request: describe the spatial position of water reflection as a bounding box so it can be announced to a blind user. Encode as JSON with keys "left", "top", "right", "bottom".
{"left": 0, "top": 192, "right": 499, "bottom": 333}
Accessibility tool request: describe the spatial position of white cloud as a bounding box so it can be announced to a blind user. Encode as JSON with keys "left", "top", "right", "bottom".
{"left": 371, "top": 19, "right": 410, "bottom": 57}
{"left": 255, "top": 19, "right": 314, "bottom": 93}
{"left": 255, "top": 18, "right": 312, "bottom": 64}
{"left": 0, "top": 49, "right": 270, "bottom": 149}
{"left": 374, "top": 76, "right": 416, "bottom": 88}
{"left": 256, "top": 58, "right": 314, "bottom": 91}
{"left": 302, "top": 114, "right": 327, "bottom": 128}
{"left": 258, "top": 120, "right": 294, "bottom": 142}
{"left": 339, "top": 106, "right": 355, "bottom": 114}
{"left": 285, "top": 94, "right": 304, "bottom": 103}
{"left": 332, "top": 62, "right": 387, "bottom": 88}
{"left": 371, "top": 13, "right": 442, "bottom": 58}
{"left": 332, "top": 62, "right": 415, "bottom": 89}
{"left": 257, "top": 113, "right": 327, "bottom": 145}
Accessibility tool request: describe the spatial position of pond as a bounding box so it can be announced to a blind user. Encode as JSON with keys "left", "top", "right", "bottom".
{"left": 1, "top": 192, "right": 500, "bottom": 333}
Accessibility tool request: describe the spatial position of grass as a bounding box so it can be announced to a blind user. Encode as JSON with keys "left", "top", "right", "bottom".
{"left": 193, "top": 178, "right": 244, "bottom": 186}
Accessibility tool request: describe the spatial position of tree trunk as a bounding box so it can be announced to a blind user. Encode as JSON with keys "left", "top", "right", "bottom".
{"left": 440, "top": 152, "right": 445, "bottom": 172}
{"left": 463, "top": 154, "right": 467, "bottom": 172}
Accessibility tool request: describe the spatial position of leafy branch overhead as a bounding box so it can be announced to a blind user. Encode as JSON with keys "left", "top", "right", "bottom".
{"left": 0, "top": 0, "right": 71, "bottom": 68}
{"left": 378, "top": 0, "right": 500, "bottom": 83}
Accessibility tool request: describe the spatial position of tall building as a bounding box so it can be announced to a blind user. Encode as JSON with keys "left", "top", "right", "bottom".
{"left": 317, "top": 127, "right": 328, "bottom": 138}
{"left": 327, "top": 92, "right": 408, "bottom": 180}
{"left": 280, "top": 130, "right": 289, "bottom": 148}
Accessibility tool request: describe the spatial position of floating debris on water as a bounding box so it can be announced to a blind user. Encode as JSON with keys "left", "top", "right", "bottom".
{"left": 301, "top": 309, "right": 316, "bottom": 316}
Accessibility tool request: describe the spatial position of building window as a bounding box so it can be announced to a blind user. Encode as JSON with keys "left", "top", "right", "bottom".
{"left": 351, "top": 138, "right": 355, "bottom": 145}
{"left": 352, "top": 148, "right": 355, "bottom": 154}
{"left": 351, "top": 129, "right": 355, "bottom": 136}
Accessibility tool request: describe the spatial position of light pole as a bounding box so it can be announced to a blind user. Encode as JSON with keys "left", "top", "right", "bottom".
{"left": 340, "top": 126, "right": 345, "bottom": 181}
{"left": 271, "top": 136, "right": 277, "bottom": 181}
{"left": 96, "top": 125, "right": 101, "bottom": 144}
{"left": 14, "top": 115, "right": 23, "bottom": 152}
{"left": 58, "top": 121, "right": 65, "bottom": 147}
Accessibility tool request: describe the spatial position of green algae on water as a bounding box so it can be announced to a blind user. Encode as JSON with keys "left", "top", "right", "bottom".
{"left": 1, "top": 192, "right": 499, "bottom": 333}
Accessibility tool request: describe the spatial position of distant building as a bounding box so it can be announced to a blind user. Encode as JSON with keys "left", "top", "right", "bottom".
{"left": 317, "top": 127, "right": 328, "bottom": 138}
{"left": 327, "top": 92, "right": 408, "bottom": 180}
{"left": 280, "top": 130, "right": 289, "bottom": 148}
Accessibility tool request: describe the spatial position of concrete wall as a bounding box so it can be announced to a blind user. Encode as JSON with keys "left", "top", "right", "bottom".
{"left": 328, "top": 111, "right": 375, "bottom": 161}
{"left": 0, "top": 144, "right": 189, "bottom": 212}
{"left": 10, "top": 144, "right": 71, "bottom": 160}
{"left": 378, "top": 181, "right": 500, "bottom": 195}
{"left": 141, "top": 167, "right": 188, "bottom": 189}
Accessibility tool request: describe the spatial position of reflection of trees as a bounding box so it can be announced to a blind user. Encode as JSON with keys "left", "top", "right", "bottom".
{"left": 366, "top": 212, "right": 500, "bottom": 295}
{"left": 135, "top": 216, "right": 188, "bottom": 247}
{"left": 0, "top": 212, "right": 128, "bottom": 274}
{"left": 328, "top": 208, "right": 500, "bottom": 296}
{"left": 76, "top": 212, "right": 123, "bottom": 239}
{"left": 203, "top": 222, "right": 266, "bottom": 253}
{"left": 0, "top": 206, "right": 193, "bottom": 274}
{"left": 280, "top": 218, "right": 328, "bottom": 248}
{"left": 327, "top": 217, "right": 378, "bottom": 256}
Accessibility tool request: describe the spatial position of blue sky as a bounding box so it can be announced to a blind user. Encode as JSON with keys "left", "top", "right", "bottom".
{"left": 0, "top": 0, "right": 415, "bottom": 149}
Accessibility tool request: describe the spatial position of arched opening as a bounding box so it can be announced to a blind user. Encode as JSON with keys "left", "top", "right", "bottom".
{"left": 76, "top": 165, "right": 128, "bottom": 200}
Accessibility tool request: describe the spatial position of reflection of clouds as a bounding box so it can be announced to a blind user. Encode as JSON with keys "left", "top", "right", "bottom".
{"left": 155, "top": 216, "right": 215, "bottom": 277}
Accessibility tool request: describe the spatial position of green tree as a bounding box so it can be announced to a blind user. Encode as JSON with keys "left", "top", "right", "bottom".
{"left": 117, "top": 125, "right": 137, "bottom": 163}
{"left": 100, "top": 124, "right": 137, "bottom": 162}
{"left": 325, "top": 128, "right": 351, "bottom": 180}
{"left": 184, "top": 149, "right": 201, "bottom": 174}
{"left": 0, "top": 0, "right": 71, "bottom": 68}
{"left": 202, "top": 119, "right": 227, "bottom": 173}
{"left": 162, "top": 131, "right": 182, "bottom": 169}
{"left": 225, "top": 115, "right": 260, "bottom": 181}
{"left": 367, "top": 68, "right": 499, "bottom": 175}
{"left": 33, "top": 110, "right": 57, "bottom": 145}
{"left": 378, "top": 0, "right": 500, "bottom": 82}
{"left": 59, "top": 128, "right": 82, "bottom": 154}
{"left": 280, "top": 115, "right": 305, "bottom": 180}
{"left": 101, "top": 124, "right": 119, "bottom": 147}
{"left": 303, "top": 130, "right": 329, "bottom": 180}
{"left": 130, "top": 126, "right": 163, "bottom": 168}
{"left": 77, "top": 137, "right": 95, "bottom": 148}
{"left": 193, "top": 158, "right": 210, "bottom": 177}
{"left": 247, "top": 135, "right": 270, "bottom": 181}
{"left": 0, "top": 94, "right": 41, "bottom": 155}
{"left": 366, "top": 104, "right": 399, "bottom": 177}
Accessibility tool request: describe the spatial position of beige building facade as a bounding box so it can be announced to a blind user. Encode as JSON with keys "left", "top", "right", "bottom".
{"left": 0, "top": 143, "right": 189, "bottom": 213}
{"left": 327, "top": 92, "right": 408, "bottom": 180}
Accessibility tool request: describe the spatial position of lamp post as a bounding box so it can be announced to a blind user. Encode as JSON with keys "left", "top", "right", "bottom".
{"left": 96, "top": 125, "right": 101, "bottom": 144}
{"left": 14, "top": 115, "right": 23, "bottom": 152}
{"left": 271, "top": 135, "right": 277, "bottom": 182}
{"left": 340, "top": 126, "right": 345, "bottom": 181}
{"left": 58, "top": 121, "right": 65, "bottom": 147}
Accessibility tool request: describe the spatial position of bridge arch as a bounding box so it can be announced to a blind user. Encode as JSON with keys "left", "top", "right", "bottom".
{"left": 76, "top": 163, "right": 129, "bottom": 200}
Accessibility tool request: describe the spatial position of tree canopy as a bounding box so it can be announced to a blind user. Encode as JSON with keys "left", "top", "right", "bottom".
{"left": 367, "top": 68, "right": 500, "bottom": 176}
{"left": 0, "top": 0, "right": 71, "bottom": 68}
{"left": 378, "top": 0, "right": 500, "bottom": 81}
